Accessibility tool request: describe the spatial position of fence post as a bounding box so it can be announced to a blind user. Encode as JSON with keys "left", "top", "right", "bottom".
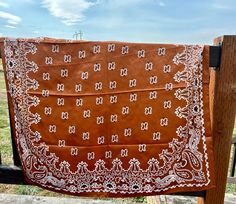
{"left": 198, "top": 35, "right": 236, "bottom": 204}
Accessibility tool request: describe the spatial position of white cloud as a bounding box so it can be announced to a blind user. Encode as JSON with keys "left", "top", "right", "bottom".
{"left": 32, "top": 30, "right": 40, "bottom": 34}
{"left": 212, "top": 3, "right": 230, "bottom": 10}
{"left": 41, "top": 0, "right": 98, "bottom": 26}
{"left": 5, "top": 25, "right": 16, "bottom": 29}
{"left": 159, "top": 2, "right": 165, "bottom": 7}
{"left": 0, "top": 11, "right": 21, "bottom": 25}
{"left": 0, "top": 1, "right": 9, "bottom": 8}
{"left": 211, "top": 0, "right": 236, "bottom": 10}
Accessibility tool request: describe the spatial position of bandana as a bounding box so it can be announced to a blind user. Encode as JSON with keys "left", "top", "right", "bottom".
{"left": 1, "top": 38, "right": 215, "bottom": 197}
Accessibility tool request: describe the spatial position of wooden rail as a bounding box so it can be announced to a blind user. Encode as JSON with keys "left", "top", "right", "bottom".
{"left": 0, "top": 45, "right": 222, "bottom": 67}
{"left": 197, "top": 36, "right": 236, "bottom": 204}
{"left": 0, "top": 166, "right": 25, "bottom": 184}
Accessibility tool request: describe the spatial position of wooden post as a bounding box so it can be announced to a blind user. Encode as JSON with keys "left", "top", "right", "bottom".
{"left": 198, "top": 36, "right": 236, "bottom": 204}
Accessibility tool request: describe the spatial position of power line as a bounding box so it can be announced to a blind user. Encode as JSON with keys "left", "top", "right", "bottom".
{"left": 73, "top": 31, "right": 83, "bottom": 40}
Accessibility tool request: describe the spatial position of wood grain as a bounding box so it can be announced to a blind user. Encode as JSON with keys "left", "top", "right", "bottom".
{"left": 198, "top": 35, "right": 236, "bottom": 204}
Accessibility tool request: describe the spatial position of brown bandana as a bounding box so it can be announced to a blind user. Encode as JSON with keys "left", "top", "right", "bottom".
{"left": 1, "top": 37, "right": 215, "bottom": 197}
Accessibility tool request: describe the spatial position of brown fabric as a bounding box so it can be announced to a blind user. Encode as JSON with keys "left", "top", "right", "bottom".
{"left": 1, "top": 37, "right": 215, "bottom": 197}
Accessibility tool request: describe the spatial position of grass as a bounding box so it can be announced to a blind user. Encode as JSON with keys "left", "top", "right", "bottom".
{"left": 0, "top": 67, "right": 13, "bottom": 165}
{"left": 226, "top": 184, "right": 236, "bottom": 195}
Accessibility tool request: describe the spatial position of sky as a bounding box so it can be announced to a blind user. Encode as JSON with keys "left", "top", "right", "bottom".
{"left": 0, "top": 0, "right": 235, "bottom": 44}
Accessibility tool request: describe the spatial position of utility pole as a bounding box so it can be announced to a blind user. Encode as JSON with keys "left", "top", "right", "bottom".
{"left": 73, "top": 31, "right": 83, "bottom": 40}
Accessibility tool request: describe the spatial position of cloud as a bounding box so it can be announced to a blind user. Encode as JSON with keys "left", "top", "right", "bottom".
{"left": 211, "top": 0, "right": 236, "bottom": 10}
{"left": 159, "top": 2, "right": 165, "bottom": 7}
{"left": 212, "top": 3, "right": 230, "bottom": 10}
{"left": 0, "top": 11, "right": 21, "bottom": 25}
{"left": 0, "top": 1, "right": 9, "bottom": 8}
{"left": 32, "top": 30, "right": 40, "bottom": 34}
{"left": 41, "top": 0, "right": 98, "bottom": 26}
{"left": 5, "top": 25, "right": 16, "bottom": 29}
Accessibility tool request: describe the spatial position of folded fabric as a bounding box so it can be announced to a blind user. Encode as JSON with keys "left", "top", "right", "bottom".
{"left": 0, "top": 37, "right": 215, "bottom": 197}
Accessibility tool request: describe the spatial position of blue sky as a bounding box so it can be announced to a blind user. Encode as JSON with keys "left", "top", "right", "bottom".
{"left": 0, "top": 0, "right": 235, "bottom": 44}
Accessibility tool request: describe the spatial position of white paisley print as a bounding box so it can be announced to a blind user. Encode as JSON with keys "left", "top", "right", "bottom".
{"left": 2, "top": 38, "right": 212, "bottom": 196}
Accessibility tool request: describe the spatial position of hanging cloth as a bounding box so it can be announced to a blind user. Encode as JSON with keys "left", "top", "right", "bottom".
{"left": 1, "top": 37, "right": 215, "bottom": 197}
